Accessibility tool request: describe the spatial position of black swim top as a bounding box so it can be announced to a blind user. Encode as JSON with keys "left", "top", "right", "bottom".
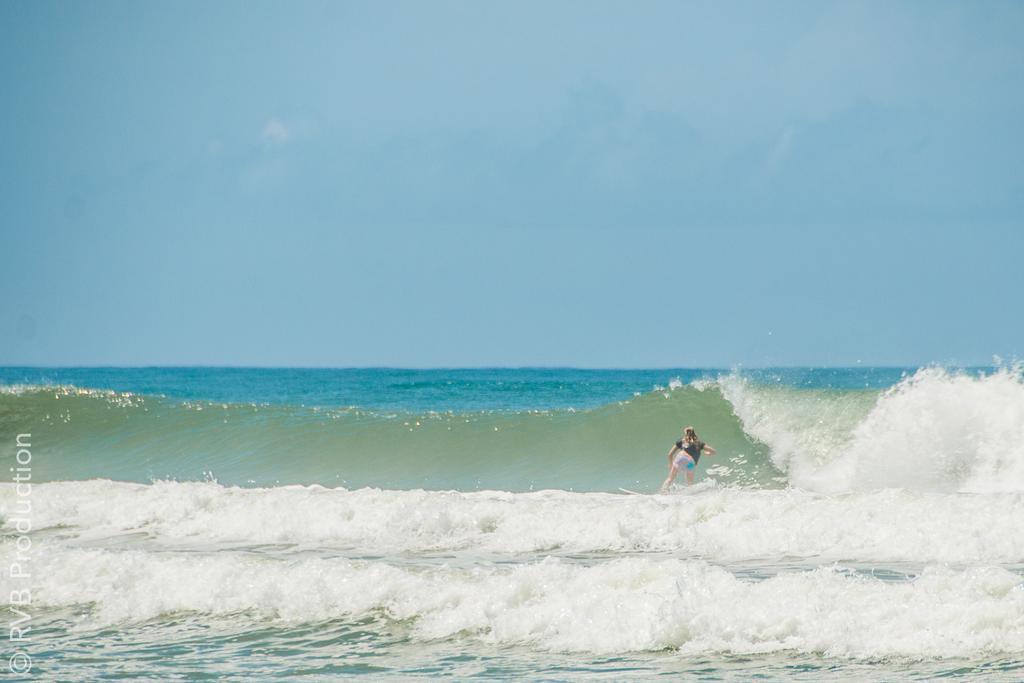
{"left": 675, "top": 439, "right": 705, "bottom": 463}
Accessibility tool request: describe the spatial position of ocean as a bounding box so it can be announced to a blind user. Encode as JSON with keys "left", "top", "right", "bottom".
{"left": 1, "top": 366, "right": 1022, "bottom": 680}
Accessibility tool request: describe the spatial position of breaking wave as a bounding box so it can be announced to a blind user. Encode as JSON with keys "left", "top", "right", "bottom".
{"left": 2, "top": 367, "right": 1022, "bottom": 493}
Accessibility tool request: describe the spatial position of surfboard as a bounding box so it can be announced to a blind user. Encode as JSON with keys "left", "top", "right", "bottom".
{"left": 618, "top": 487, "right": 644, "bottom": 495}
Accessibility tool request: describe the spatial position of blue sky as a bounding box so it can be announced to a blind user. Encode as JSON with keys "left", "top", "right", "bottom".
{"left": 1, "top": 1, "right": 1022, "bottom": 367}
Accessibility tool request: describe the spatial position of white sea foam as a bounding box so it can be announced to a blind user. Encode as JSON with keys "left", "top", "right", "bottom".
{"left": 721, "top": 367, "right": 1024, "bottom": 493}
{"left": 5, "top": 480, "right": 1024, "bottom": 563}
{"left": 6, "top": 547, "right": 1022, "bottom": 658}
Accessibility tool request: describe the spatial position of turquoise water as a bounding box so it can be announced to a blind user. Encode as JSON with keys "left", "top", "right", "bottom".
{"left": 0, "top": 366, "right": 913, "bottom": 411}
{"left": 1, "top": 367, "right": 1023, "bottom": 679}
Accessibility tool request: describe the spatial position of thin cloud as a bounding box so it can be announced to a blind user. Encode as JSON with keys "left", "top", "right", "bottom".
{"left": 262, "top": 118, "right": 290, "bottom": 144}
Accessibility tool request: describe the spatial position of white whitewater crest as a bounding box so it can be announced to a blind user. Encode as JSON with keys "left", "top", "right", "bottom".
{"left": 720, "top": 366, "right": 1024, "bottom": 493}
{"left": 3, "top": 479, "right": 1024, "bottom": 662}
{"left": 7, "top": 480, "right": 1024, "bottom": 564}
{"left": 4, "top": 548, "right": 1021, "bottom": 658}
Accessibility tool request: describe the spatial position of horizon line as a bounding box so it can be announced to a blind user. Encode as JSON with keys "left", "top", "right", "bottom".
{"left": 0, "top": 363, "right": 995, "bottom": 371}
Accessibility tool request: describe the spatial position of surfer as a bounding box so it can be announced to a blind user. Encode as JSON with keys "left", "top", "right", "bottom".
{"left": 660, "top": 426, "right": 715, "bottom": 491}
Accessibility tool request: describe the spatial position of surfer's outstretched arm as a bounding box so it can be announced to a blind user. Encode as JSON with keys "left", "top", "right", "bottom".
{"left": 704, "top": 444, "right": 716, "bottom": 456}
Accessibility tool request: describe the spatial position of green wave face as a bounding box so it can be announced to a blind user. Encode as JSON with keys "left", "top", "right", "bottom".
{"left": 7, "top": 366, "right": 1020, "bottom": 493}
{"left": 1, "top": 384, "right": 780, "bottom": 492}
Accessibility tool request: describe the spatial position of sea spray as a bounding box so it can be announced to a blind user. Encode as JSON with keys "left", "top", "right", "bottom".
{"left": 722, "top": 366, "right": 1024, "bottom": 493}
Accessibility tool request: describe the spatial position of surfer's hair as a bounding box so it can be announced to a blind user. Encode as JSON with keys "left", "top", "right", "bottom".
{"left": 683, "top": 426, "right": 699, "bottom": 443}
